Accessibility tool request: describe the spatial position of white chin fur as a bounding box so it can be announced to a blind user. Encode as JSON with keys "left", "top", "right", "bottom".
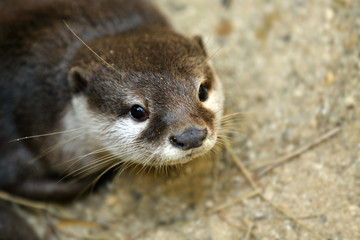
{"left": 156, "top": 136, "right": 217, "bottom": 165}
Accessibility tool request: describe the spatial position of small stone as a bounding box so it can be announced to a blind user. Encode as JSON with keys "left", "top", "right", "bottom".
{"left": 310, "top": 118, "right": 318, "bottom": 128}
{"left": 105, "top": 195, "right": 117, "bottom": 207}
{"left": 345, "top": 96, "right": 355, "bottom": 109}
{"left": 326, "top": 72, "right": 335, "bottom": 84}
{"left": 217, "top": 19, "right": 233, "bottom": 37}
{"left": 325, "top": 8, "right": 334, "bottom": 21}
{"left": 205, "top": 200, "right": 214, "bottom": 208}
{"left": 185, "top": 166, "right": 192, "bottom": 173}
{"left": 294, "top": 89, "right": 303, "bottom": 97}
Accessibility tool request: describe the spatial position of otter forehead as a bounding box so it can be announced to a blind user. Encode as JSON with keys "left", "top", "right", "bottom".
{"left": 73, "top": 26, "right": 207, "bottom": 73}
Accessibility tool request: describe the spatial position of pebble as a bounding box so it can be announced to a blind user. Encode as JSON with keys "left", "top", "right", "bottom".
{"left": 326, "top": 72, "right": 335, "bottom": 84}
{"left": 325, "top": 8, "right": 335, "bottom": 21}
{"left": 345, "top": 96, "right": 355, "bottom": 108}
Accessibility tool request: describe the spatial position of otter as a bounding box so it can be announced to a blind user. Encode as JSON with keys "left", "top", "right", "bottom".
{"left": 0, "top": 0, "right": 224, "bottom": 238}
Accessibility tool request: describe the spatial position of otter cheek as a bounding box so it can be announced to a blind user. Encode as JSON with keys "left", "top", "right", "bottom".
{"left": 89, "top": 116, "right": 150, "bottom": 163}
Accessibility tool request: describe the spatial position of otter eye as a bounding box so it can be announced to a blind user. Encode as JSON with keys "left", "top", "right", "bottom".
{"left": 129, "top": 105, "right": 149, "bottom": 122}
{"left": 198, "top": 84, "right": 208, "bottom": 102}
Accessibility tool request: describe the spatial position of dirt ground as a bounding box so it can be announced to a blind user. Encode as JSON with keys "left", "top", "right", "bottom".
{"left": 11, "top": 0, "right": 360, "bottom": 239}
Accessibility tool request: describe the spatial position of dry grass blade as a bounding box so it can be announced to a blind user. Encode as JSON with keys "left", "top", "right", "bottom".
{"left": 260, "top": 195, "right": 325, "bottom": 240}
{"left": 294, "top": 202, "right": 348, "bottom": 220}
{"left": 0, "top": 190, "right": 49, "bottom": 210}
{"left": 60, "top": 231, "right": 110, "bottom": 240}
{"left": 56, "top": 219, "right": 102, "bottom": 231}
{"left": 244, "top": 220, "right": 254, "bottom": 240}
{"left": 208, "top": 189, "right": 260, "bottom": 214}
{"left": 256, "top": 127, "right": 341, "bottom": 177}
{"left": 224, "top": 141, "right": 259, "bottom": 190}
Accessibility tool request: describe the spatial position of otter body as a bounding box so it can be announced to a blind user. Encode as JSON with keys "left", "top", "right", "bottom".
{"left": 0, "top": 0, "right": 223, "bottom": 237}
{"left": 0, "top": 0, "right": 173, "bottom": 201}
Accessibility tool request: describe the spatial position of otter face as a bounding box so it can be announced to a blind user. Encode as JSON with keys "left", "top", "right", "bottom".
{"left": 67, "top": 28, "right": 223, "bottom": 167}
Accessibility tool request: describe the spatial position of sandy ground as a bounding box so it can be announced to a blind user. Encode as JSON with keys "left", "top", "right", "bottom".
{"left": 11, "top": 0, "right": 360, "bottom": 239}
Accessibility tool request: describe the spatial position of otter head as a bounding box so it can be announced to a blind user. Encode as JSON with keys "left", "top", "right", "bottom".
{"left": 67, "top": 26, "right": 223, "bottom": 167}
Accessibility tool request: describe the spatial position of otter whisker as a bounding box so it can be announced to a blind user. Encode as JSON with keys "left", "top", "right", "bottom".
{"left": 132, "top": 161, "right": 150, "bottom": 176}
{"left": 59, "top": 155, "right": 113, "bottom": 182}
{"left": 205, "top": 45, "right": 223, "bottom": 63}
{"left": 31, "top": 132, "right": 87, "bottom": 163}
{"left": 8, "top": 126, "right": 88, "bottom": 143}
{"left": 64, "top": 21, "right": 123, "bottom": 76}
{"left": 58, "top": 142, "right": 142, "bottom": 172}
{"left": 67, "top": 146, "right": 144, "bottom": 178}
{"left": 62, "top": 140, "right": 153, "bottom": 173}
{"left": 69, "top": 145, "right": 155, "bottom": 180}
{"left": 91, "top": 161, "right": 125, "bottom": 188}
{"left": 64, "top": 154, "right": 117, "bottom": 179}
{"left": 221, "top": 113, "right": 244, "bottom": 122}
{"left": 217, "top": 131, "right": 240, "bottom": 137}
{"left": 204, "top": 34, "right": 213, "bottom": 48}
{"left": 216, "top": 134, "right": 232, "bottom": 147}
{"left": 60, "top": 146, "right": 113, "bottom": 173}
{"left": 115, "top": 160, "right": 135, "bottom": 176}
{"left": 222, "top": 111, "right": 245, "bottom": 119}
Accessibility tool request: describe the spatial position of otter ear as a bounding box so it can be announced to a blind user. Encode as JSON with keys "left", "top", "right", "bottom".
{"left": 193, "top": 35, "right": 207, "bottom": 57}
{"left": 68, "top": 67, "right": 88, "bottom": 94}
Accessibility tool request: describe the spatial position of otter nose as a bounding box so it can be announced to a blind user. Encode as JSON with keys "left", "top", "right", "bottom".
{"left": 169, "top": 128, "right": 207, "bottom": 150}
